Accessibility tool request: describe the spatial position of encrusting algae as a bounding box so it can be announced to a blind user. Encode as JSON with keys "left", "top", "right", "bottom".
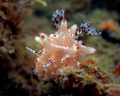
{"left": 0, "top": 0, "right": 33, "bottom": 59}
{"left": 26, "top": 9, "right": 101, "bottom": 80}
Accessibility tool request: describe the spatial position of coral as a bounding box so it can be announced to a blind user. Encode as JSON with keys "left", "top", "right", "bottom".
{"left": 55, "top": 63, "right": 120, "bottom": 96}
{"left": 26, "top": 9, "right": 101, "bottom": 80}
{"left": 39, "top": 61, "right": 120, "bottom": 96}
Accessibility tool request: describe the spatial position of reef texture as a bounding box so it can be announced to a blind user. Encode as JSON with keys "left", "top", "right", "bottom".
{"left": 55, "top": 63, "right": 120, "bottom": 96}
{"left": 39, "top": 61, "right": 120, "bottom": 96}
{"left": 1, "top": 0, "right": 120, "bottom": 96}
{"left": 0, "top": 0, "right": 33, "bottom": 59}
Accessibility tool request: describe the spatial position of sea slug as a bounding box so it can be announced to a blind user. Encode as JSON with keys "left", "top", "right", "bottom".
{"left": 26, "top": 9, "right": 101, "bottom": 80}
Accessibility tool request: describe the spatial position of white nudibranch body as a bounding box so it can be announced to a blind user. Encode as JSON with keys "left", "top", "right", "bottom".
{"left": 26, "top": 18, "right": 98, "bottom": 80}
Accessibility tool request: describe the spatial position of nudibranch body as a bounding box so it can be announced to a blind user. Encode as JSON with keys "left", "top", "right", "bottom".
{"left": 26, "top": 9, "right": 101, "bottom": 80}
{"left": 27, "top": 18, "right": 97, "bottom": 80}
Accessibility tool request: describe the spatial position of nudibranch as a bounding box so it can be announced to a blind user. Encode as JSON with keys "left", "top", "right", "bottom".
{"left": 26, "top": 9, "right": 101, "bottom": 80}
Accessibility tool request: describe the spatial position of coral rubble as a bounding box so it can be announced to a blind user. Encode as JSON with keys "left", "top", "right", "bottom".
{"left": 39, "top": 61, "right": 120, "bottom": 96}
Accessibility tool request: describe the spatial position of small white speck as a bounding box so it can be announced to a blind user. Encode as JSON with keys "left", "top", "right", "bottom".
{"left": 63, "top": 36, "right": 65, "bottom": 39}
{"left": 60, "top": 31, "right": 63, "bottom": 34}
{"left": 68, "top": 29, "right": 70, "bottom": 32}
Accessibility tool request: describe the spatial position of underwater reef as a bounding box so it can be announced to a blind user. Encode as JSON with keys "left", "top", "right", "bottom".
{"left": 0, "top": 0, "right": 120, "bottom": 96}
